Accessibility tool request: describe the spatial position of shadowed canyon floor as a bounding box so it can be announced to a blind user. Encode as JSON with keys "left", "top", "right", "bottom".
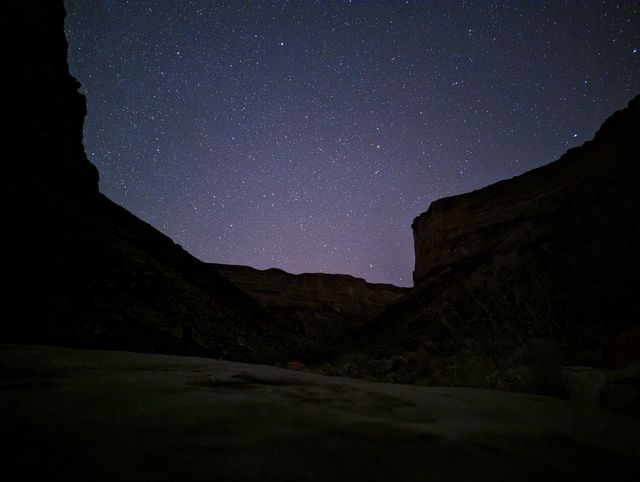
{"left": 1, "top": 345, "right": 639, "bottom": 481}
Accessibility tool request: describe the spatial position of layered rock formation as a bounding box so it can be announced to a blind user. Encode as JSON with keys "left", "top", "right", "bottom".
{"left": 346, "top": 96, "right": 640, "bottom": 389}
{"left": 1, "top": 1, "right": 295, "bottom": 362}
{"left": 212, "top": 264, "right": 408, "bottom": 351}
{"left": 413, "top": 97, "right": 640, "bottom": 293}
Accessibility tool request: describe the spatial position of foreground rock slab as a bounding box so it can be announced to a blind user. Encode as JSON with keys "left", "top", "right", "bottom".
{"left": 1, "top": 345, "right": 639, "bottom": 481}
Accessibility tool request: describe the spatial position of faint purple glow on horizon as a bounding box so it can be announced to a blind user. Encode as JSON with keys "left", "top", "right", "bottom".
{"left": 65, "top": 1, "right": 639, "bottom": 286}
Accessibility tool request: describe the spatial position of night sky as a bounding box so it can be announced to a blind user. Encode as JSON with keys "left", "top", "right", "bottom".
{"left": 64, "top": 1, "right": 639, "bottom": 286}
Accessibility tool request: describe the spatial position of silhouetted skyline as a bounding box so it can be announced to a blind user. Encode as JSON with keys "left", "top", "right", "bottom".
{"left": 65, "top": 1, "right": 639, "bottom": 286}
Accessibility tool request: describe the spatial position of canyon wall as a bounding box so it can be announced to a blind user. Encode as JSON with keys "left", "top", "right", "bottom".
{"left": 412, "top": 96, "right": 640, "bottom": 292}
{"left": 213, "top": 264, "right": 407, "bottom": 315}
{"left": 1, "top": 1, "right": 296, "bottom": 362}
{"left": 409, "top": 95, "right": 640, "bottom": 338}
{"left": 213, "top": 264, "right": 408, "bottom": 350}
{"left": 347, "top": 96, "right": 640, "bottom": 386}
{"left": 1, "top": 1, "right": 405, "bottom": 362}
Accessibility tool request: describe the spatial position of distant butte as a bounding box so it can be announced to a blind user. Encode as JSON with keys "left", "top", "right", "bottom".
{"left": 212, "top": 263, "right": 408, "bottom": 356}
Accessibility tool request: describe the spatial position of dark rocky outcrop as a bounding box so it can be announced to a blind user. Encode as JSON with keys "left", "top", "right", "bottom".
{"left": 212, "top": 263, "right": 408, "bottom": 353}
{"left": 0, "top": 1, "right": 406, "bottom": 363}
{"left": 346, "top": 96, "right": 640, "bottom": 390}
{"left": 1, "top": 1, "right": 295, "bottom": 362}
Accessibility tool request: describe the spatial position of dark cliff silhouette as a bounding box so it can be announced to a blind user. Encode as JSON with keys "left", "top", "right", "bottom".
{"left": 343, "top": 95, "right": 640, "bottom": 392}
{"left": 1, "top": 1, "right": 294, "bottom": 362}
{"left": 1, "top": 1, "right": 402, "bottom": 362}
{"left": 212, "top": 263, "right": 408, "bottom": 355}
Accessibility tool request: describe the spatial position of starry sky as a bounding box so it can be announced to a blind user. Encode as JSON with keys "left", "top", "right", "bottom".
{"left": 64, "top": 1, "right": 639, "bottom": 287}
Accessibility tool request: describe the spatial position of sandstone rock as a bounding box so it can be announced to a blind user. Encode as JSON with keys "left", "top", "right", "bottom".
{"left": 390, "top": 355, "right": 409, "bottom": 371}
{"left": 3, "top": 345, "right": 639, "bottom": 481}
{"left": 563, "top": 366, "right": 608, "bottom": 407}
{"left": 212, "top": 264, "right": 407, "bottom": 314}
{"left": 347, "top": 95, "right": 640, "bottom": 390}
{"left": 409, "top": 95, "right": 640, "bottom": 351}
{"left": 367, "top": 358, "right": 394, "bottom": 377}
{"left": 212, "top": 263, "right": 408, "bottom": 349}
{"left": 561, "top": 363, "right": 640, "bottom": 416}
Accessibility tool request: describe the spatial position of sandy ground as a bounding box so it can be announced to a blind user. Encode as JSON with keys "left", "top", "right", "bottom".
{"left": 1, "top": 344, "right": 638, "bottom": 481}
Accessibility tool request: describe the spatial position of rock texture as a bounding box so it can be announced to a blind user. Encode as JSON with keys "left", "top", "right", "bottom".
{"left": 412, "top": 95, "right": 640, "bottom": 296}
{"left": 0, "top": 1, "right": 295, "bottom": 362}
{"left": 2, "top": 344, "right": 639, "bottom": 481}
{"left": 212, "top": 263, "right": 408, "bottom": 351}
{"left": 347, "top": 96, "right": 640, "bottom": 389}
{"left": 562, "top": 363, "right": 640, "bottom": 418}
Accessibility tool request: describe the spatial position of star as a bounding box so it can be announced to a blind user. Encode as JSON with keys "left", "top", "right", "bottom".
{"left": 64, "top": 0, "right": 640, "bottom": 286}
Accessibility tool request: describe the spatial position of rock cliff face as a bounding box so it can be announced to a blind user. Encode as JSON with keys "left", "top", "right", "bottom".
{"left": 1, "top": 1, "right": 295, "bottom": 362}
{"left": 410, "top": 95, "right": 640, "bottom": 346}
{"left": 212, "top": 264, "right": 408, "bottom": 351}
{"left": 3, "top": 2, "right": 98, "bottom": 197}
{"left": 213, "top": 264, "right": 407, "bottom": 314}
{"left": 346, "top": 96, "right": 640, "bottom": 388}
{"left": 412, "top": 96, "right": 640, "bottom": 292}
